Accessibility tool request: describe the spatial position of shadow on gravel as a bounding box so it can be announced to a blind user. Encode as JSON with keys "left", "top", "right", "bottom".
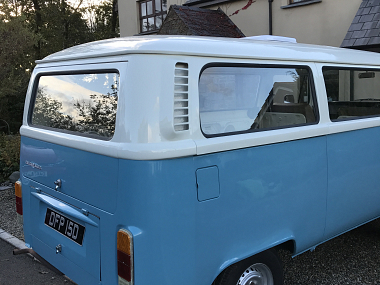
{"left": 281, "top": 219, "right": 380, "bottom": 284}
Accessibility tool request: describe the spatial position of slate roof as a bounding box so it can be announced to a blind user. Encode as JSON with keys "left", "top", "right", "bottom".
{"left": 342, "top": 0, "right": 380, "bottom": 48}
{"left": 158, "top": 5, "right": 245, "bottom": 38}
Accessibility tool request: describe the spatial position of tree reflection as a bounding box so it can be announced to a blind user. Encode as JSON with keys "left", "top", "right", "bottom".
{"left": 32, "top": 84, "right": 118, "bottom": 138}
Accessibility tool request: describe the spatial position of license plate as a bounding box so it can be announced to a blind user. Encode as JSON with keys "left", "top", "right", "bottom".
{"left": 44, "top": 208, "right": 85, "bottom": 245}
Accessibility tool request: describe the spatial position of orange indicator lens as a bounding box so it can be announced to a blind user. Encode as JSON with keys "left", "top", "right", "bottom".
{"left": 117, "top": 229, "right": 133, "bottom": 284}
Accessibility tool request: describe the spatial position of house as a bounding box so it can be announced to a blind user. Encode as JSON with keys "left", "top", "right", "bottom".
{"left": 118, "top": 0, "right": 366, "bottom": 48}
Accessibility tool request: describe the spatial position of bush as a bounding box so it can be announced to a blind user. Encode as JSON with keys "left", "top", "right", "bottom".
{"left": 0, "top": 134, "right": 20, "bottom": 182}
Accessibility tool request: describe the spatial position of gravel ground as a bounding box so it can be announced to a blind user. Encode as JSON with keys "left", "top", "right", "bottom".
{"left": 280, "top": 218, "right": 380, "bottom": 284}
{"left": 1, "top": 180, "right": 380, "bottom": 284}
{"left": 0, "top": 182, "right": 24, "bottom": 241}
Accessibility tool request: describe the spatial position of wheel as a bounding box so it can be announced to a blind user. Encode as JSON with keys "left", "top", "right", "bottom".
{"left": 215, "top": 249, "right": 283, "bottom": 285}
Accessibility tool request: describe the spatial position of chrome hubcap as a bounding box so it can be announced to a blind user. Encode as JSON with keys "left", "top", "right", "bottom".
{"left": 237, "top": 263, "right": 273, "bottom": 285}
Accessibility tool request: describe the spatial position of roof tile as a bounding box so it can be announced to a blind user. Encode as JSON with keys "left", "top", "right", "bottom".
{"left": 365, "top": 28, "right": 380, "bottom": 37}
{"left": 356, "top": 8, "right": 364, "bottom": 16}
{"left": 360, "top": 13, "right": 375, "bottom": 22}
{"left": 352, "top": 15, "right": 361, "bottom": 24}
{"left": 354, "top": 38, "right": 370, "bottom": 46}
{"left": 360, "top": 0, "right": 369, "bottom": 8}
{"left": 348, "top": 22, "right": 364, "bottom": 31}
{"left": 352, "top": 30, "right": 368, "bottom": 38}
{"left": 370, "top": 5, "right": 380, "bottom": 13}
{"left": 367, "top": 0, "right": 376, "bottom": 7}
{"left": 341, "top": 39, "right": 357, "bottom": 47}
{"left": 374, "top": 13, "right": 380, "bottom": 20}
{"left": 363, "top": 20, "right": 379, "bottom": 29}
{"left": 344, "top": 31, "right": 354, "bottom": 40}
{"left": 368, "top": 36, "right": 380, "bottom": 44}
{"left": 362, "top": 7, "right": 372, "bottom": 15}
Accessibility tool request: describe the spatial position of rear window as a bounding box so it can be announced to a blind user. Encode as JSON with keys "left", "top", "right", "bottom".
{"left": 31, "top": 72, "right": 119, "bottom": 139}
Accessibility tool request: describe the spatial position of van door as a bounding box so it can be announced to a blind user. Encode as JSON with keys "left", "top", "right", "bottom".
{"left": 20, "top": 67, "right": 121, "bottom": 284}
{"left": 322, "top": 66, "right": 380, "bottom": 239}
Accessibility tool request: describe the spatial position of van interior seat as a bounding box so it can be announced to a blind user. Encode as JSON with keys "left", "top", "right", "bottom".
{"left": 269, "top": 103, "right": 315, "bottom": 123}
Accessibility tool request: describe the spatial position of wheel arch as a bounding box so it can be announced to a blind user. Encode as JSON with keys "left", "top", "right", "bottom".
{"left": 211, "top": 238, "right": 296, "bottom": 285}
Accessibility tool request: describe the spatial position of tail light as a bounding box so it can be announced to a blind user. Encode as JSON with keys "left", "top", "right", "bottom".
{"left": 15, "top": 181, "right": 23, "bottom": 223}
{"left": 117, "top": 229, "right": 133, "bottom": 285}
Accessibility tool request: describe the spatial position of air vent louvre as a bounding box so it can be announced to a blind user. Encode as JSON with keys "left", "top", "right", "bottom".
{"left": 174, "top": 62, "right": 189, "bottom": 132}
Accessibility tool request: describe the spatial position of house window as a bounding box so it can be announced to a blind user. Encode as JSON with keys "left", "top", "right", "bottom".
{"left": 139, "top": 0, "right": 167, "bottom": 33}
{"left": 282, "top": 0, "right": 322, "bottom": 8}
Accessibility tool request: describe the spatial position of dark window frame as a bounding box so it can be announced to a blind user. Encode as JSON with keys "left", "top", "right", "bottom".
{"left": 139, "top": 0, "right": 167, "bottom": 34}
{"left": 29, "top": 69, "right": 120, "bottom": 141}
{"left": 199, "top": 63, "right": 320, "bottom": 138}
{"left": 281, "top": 0, "right": 321, "bottom": 9}
{"left": 323, "top": 66, "right": 380, "bottom": 122}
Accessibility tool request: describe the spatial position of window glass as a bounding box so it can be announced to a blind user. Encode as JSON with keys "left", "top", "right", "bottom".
{"left": 155, "top": 0, "right": 161, "bottom": 12}
{"left": 199, "top": 66, "right": 316, "bottom": 136}
{"left": 146, "top": 0, "right": 153, "bottom": 15}
{"left": 323, "top": 67, "right": 380, "bottom": 120}
{"left": 141, "top": 2, "right": 146, "bottom": 16}
{"left": 148, "top": 17, "right": 155, "bottom": 30}
{"left": 31, "top": 73, "right": 119, "bottom": 139}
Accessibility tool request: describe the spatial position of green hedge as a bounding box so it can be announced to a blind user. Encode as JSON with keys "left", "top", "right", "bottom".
{"left": 0, "top": 134, "right": 20, "bottom": 182}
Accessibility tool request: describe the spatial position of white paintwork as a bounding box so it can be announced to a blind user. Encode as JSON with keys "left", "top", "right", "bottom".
{"left": 243, "top": 35, "right": 297, "bottom": 43}
{"left": 37, "top": 36, "right": 380, "bottom": 66}
{"left": 21, "top": 36, "right": 380, "bottom": 160}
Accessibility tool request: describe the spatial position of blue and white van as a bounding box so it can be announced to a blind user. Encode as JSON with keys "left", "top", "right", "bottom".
{"left": 17, "top": 35, "right": 380, "bottom": 285}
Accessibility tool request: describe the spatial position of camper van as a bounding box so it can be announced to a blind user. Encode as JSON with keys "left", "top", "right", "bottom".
{"left": 16, "top": 35, "right": 380, "bottom": 285}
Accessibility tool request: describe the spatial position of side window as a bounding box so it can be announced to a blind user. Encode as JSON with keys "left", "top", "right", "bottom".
{"left": 199, "top": 65, "right": 317, "bottom": 136}
{"left": 31, "top": 72, "right": 119, "bottom": 140}
{"left": 323, "top": 67, "right": 380, "bottom": 121}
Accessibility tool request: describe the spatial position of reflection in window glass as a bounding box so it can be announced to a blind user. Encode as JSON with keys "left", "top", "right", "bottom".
{"left": 147, "top": 0, "right": 153, "bottom": 15}
{"left": 141, "top": 19, "right": 148, "bottom": 32}
{"left": 323, "top": 67, "right": 380, "bottom": 120}
{"left": 155, "top": 0, "right": 161, "bottom": 12}
{"left": 32, "top": 73, "right": 119, "bottom": 139}
{"left": 199, "top": 66, "right": 316, "bottom": 136}
{"left": 141, "top": 2, "right": 146, "bottom": 16}
{"left": 148, "top": 17, "right": 155, "bottom": 30}
{"left": 156, "top": 16, "right": 162, "bottom": 28}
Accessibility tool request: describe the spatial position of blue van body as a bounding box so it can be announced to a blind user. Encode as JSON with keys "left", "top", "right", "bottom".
{"left": 19, "top": 36, "right": 380, "bottom": 285}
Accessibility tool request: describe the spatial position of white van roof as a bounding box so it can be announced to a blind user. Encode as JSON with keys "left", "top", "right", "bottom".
{"left": 38, "top": 35, "right": 380, "bottom": 66}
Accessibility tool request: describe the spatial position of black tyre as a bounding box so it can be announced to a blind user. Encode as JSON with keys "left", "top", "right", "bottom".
{"left": 215, "top": 249, "right": 284, "bottom": 285}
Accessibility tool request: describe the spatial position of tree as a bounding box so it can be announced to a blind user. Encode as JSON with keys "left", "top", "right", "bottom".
{"left": 0, "top": 0, "right": 120, "bottom": 133}
{"left": 86, "top": 0, "right": 119, "bottom": 41}
{"left": 0, "top": 15, "right": 36, "bottom": 132}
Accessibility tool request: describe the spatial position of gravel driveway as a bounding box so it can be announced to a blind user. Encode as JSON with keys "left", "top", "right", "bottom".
{"left": 0, "top": 183, "right": 24, "bottom": 241}
{"left": 1, "top": 182, "right": 380, "bottom": 284}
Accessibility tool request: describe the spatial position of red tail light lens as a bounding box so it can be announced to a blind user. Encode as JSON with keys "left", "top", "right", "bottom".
{"left": 15, "top": 181, "right": 23, "bottom": 216}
